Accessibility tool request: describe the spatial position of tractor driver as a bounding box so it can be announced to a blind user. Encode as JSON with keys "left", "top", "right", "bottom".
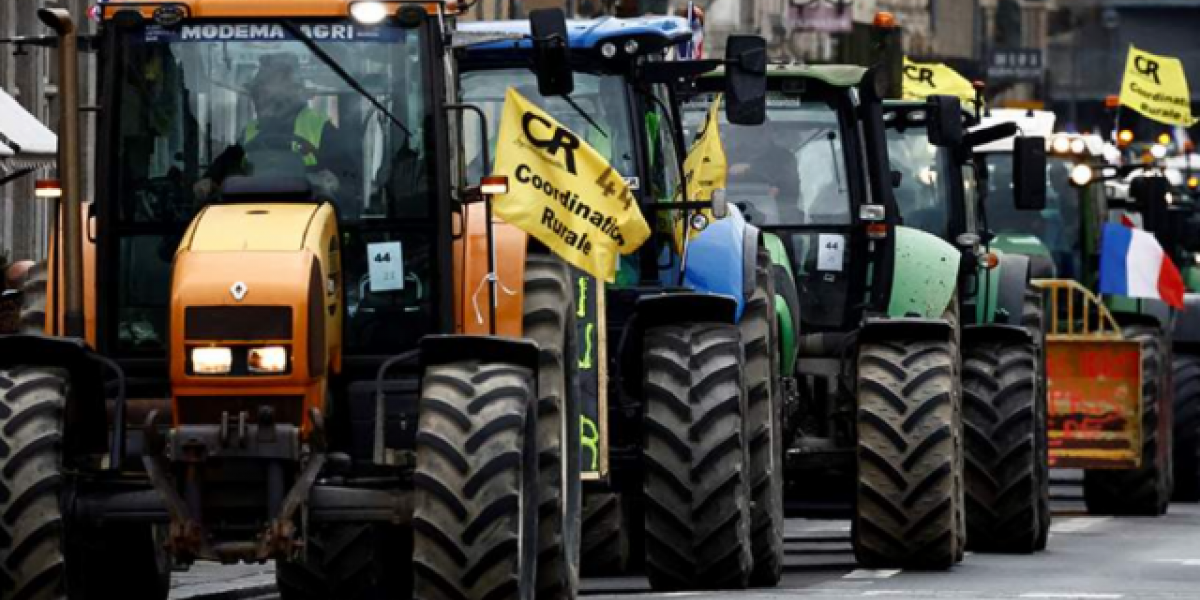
{"left": 726, "top": 118, "right": 801, "bottom": 205}
{"left": 194, "top": 54, "right": 347, "bottom": 202}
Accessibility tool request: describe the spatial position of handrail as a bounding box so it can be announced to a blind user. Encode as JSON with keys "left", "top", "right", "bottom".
{"left": 1031, "top": 278, "right": 1123, "bottom": 340}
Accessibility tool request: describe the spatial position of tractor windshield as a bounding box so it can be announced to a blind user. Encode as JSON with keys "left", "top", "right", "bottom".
{"left": 985, "top": 154, "right": 1096, "bottom": 280}
{"left": 459, "top": 69, "right": 637, "bottom": 187}
{"left": 683, "top": 92, "right": 852, "bottom": 227}
{"left": 886, "top": 127, "right": 954, "bottom": 239}
{"left": 107, "top": 21, "right": 434, "bottom": 354}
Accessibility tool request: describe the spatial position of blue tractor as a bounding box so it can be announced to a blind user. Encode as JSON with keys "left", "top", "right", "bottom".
{"left": 456, "top": 12, "right": 786, "bottom": 590}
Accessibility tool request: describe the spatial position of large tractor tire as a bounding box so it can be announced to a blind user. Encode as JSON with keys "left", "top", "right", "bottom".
{"left": 1171, "top": 353, "right": 1200, "bottom": 502}
{"left": 853, "top": 321, "right": 962, "bottom": 569}
{"left": 741, "top": 249, "right": 784, "bottom": 587}
{"left": 1084, "top": 326, "right": 1171, "bottom": 516}
{"left": 0, "top": 368, "right": 170, "bottom": 600}
{"left": 1022, "top": 289, "right": 1051, "bottom": 550}
{"left": 18, "top": 261, "right": 48, "bottom": 334}
{"left": 579, "top": 491, "right": 628, "bottom": 577}
{"left": 963, "top": 338, "right": 1043, "bottom": 553}
{"left": 522, "top": 254, "right": 581, "bottom": 600}
{"left": 412, "top": 361, "right": 539, "bottom": 600}
{"left": 277, "top": 525, "right": 408, "bottom": 600}
{"left": 642, "top": 323, "right": 752, "bottom": 590}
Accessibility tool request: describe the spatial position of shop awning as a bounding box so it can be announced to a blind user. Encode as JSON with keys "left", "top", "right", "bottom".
{"left": 0, "top": 88, "right": 56, "bottom": 170}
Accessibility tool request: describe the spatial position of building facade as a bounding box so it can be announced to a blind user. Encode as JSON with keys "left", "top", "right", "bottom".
{"left": 0, "top": 0, "right": 94, "bottom": 263}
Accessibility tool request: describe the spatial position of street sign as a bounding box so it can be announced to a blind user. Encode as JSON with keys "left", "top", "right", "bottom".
{"left": 987, "top": 48, "right": 1044, "bottom": 82}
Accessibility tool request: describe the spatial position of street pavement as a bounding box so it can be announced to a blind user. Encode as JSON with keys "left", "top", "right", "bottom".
{"left": 170, "top": 473, "right": 1200, "bottom": 600}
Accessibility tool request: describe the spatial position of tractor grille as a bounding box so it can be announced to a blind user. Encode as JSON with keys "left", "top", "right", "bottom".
{"left": 176, "top": 395, "right": 304, "bottom": 426}
{"left": 185, "top": 306, "right": 292, "bottom": 341}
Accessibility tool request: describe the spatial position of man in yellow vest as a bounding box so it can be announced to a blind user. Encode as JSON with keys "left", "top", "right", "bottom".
{"left": 194, "top": 54, "right": 343, "bottom": 201}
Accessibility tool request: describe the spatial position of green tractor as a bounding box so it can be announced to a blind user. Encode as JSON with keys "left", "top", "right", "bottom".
{"left": 881, "top": 98, "right": 1052, "bottom": 552}
{"left": 686, "top": 63, "right": 970, "bottom": 569}
{"left": 1103, "top": 168, "right": 1200, "bottom": 502}
{"left": 976, "top": 112, "right": 1175, "bottom": 516}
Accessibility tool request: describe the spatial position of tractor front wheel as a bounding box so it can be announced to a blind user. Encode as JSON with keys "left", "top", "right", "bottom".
{"left": 412, "top": 361, "right": 539, "bottom": 600}
{"left": 854, "top": 332, "right": 962, "bottom": 570}
{"left": 642, "top": 323, "right": 752, "bottom": 590}
{"left": 963, "top": 339, "right": 1044, "bottom": 553}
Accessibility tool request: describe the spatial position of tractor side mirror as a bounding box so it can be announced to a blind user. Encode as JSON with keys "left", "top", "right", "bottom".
{"left": 926, "top": 95, "right": 963, "bottom": 148}
{"left": 724, "top": 35, "right": 766, "bottom": 126}
{"left": 1013, "top": 136, "right": 1047, "bottom": 211}
{"left": 1132, "top": 174, "right": 1172, "bottom": 234}
{"left": 711, "top": 188, "right": 729, "bottom": 219}
{"left": 529, "top": 9, "right": 573, "bottom": 97}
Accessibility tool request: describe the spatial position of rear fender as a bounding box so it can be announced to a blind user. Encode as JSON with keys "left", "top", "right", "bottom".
{"left": 0, "top": 334, "right": 109, "bottom": 458}
{"left": 887, "top": 226, "right": 960, "bottom": 319}
{"left": 765, "top": 232, "right": 799, "bottom": 375}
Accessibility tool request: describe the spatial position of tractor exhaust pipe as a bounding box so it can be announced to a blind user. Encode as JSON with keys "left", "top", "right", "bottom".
{"left": 37, "top": 9, "right": 85, "bottom": 338}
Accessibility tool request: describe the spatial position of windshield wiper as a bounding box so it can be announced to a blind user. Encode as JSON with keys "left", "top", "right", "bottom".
{"left": 282, "top": 21, "right": 413, "bottom": 140}
{"left": 563, "top": 94, "right": 607, "bottom": 139}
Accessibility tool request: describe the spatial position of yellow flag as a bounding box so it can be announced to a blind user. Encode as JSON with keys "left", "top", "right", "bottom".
{"left": 491, "top": 88, "right": 651, "bottom": 282}
{"left": 902, "top": 57, "right": 976, "bottom": 105}
{"left": 674, "top": 93, "right": 728, "bottom": 251}
{"left": 1119, "top": 45, "right": 1198, "bottom": 126}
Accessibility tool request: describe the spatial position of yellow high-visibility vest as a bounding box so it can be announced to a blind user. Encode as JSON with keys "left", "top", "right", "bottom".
{"left": 244, "top": 108, "right": 328, "bottom": 167}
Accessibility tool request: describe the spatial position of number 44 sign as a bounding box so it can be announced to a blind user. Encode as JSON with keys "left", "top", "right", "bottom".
{"left": 368, "top": 241, "right": 404, "bottom": 292}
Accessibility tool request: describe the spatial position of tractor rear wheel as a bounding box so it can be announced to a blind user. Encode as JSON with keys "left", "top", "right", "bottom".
{"left": 412, "top": 361, "right": 539, "bottom": 600}
{"left": 0, "top": 368, "right": 171, "bottom": 600}
{"left": 1084, "top": 326, "right": 1171, "bottom": 516}
{"left": 522, "top": 254, "right": 581, "bottom": 600}
{"left": 963, "top": 339, "right": 1042, "bottom": 553}
{"left": 579, "top": 491, "right": 628, "bottom": 577}
{"left": 1022, "top": 289, "right": 1052, "bottom": 550}
{"left": 742, "top": 249, "right": 784, "bottom": 587}
{"left": 1172, "top": 353, "right": 1200, "bottom": 502}
{"left": 642, "top": 323, "right": 752, "bottom": 590}
{"left": 277, "top": 525, "right": 408, "bottom": 600}
{"left": 854, "top": 327, "right": 962, "bottom": 569}
{"left": 18, "top": 261, "right": 48, "bottom": 334}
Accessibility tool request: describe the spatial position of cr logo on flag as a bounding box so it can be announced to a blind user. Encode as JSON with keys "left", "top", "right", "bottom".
{"left": 1134, "top": 55, "right": 1161, "bottom": 85}
{"left": 522, "top": 112, "right": 582, "bottom": 175}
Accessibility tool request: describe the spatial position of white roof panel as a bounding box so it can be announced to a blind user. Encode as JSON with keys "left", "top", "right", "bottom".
{"left": 0, "top": 88, "right": 56, "bottom": 158}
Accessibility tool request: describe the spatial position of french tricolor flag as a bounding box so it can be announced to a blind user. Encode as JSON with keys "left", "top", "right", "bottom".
{"left": 1099, "top": 220, "right": 1184, "bottom": 309}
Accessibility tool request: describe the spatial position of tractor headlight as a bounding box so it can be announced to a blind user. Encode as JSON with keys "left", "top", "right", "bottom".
{"left": 248, "top": 346, "right": 289, "bottom": 374}
{"left": 350, "top": 1, "right": 390, "bottom": 24}
{"left": 1070, "top": 164, "right": 1094, "bottom": 187}
{"left": 192, "top": 347, "right": 232, "bottom": 375}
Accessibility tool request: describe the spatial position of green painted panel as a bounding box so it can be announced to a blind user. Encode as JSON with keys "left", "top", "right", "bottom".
{"left": 1186, "top": 264, "right": 1200, "bottom": 292}
{"left": 888, "top": 226, "right": 961, "bottom": 318}
{"left": 991, "top": 233, "right": 1052, "bottom": 258}
{"left": 764, "top": 233, "right": 793, "bottom": 278}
